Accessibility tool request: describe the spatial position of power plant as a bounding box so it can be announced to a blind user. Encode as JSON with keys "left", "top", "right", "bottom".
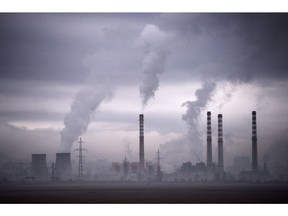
{"left": 1, "top": 110, "right": 273, "bottom": 183}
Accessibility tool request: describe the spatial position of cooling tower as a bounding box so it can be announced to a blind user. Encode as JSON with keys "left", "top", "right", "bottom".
{"left": 207, "top": 111, "right": 212, "bottom": 169}
{"left": 252, "top": 111, "right": 258, "bottom": 171}
{"left": 31, "top": 154, "right": 48, "bottom": 178}
{"left": 218, "top": 114, "right": 224, "bottom": 172}
{"left": 139, "top": 114, "right": 145, "bottom": 180}
{"left": 55, "top": 153, "right": 72, "bottom": 179}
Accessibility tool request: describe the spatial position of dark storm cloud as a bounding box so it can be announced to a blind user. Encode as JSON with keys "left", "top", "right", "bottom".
{"left": 0, "top": 14, "right": 87, "bottom": 82}
{"left": 157, "top": 13, "right": 288, "bottom": 83}
{"left": 2, "top": 13, "right": 287, "bottom": 85}
{"left": 0, "top": 13, "right": 156, "bottom": 83}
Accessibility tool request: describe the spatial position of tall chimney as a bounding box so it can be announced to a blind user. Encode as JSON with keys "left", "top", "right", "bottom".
{"left": 207, "top": 111, "right": 212, "bottom": 169}
{"left": 139, "top": 114, "right": 145, "bottom": 179}
{"left": 218, "top": 114, "right": 224, "bottom": 172}
{"left": 252, "top": 111, "right": 258, "bottom": 171}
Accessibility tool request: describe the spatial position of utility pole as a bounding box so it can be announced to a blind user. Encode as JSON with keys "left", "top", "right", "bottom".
{"left": 75, "top": 137, "right": 86, "bottom": 181}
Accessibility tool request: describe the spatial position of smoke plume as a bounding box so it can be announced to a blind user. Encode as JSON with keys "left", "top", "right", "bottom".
{"left": 160, "top": 82, "right": 216, "bottom": 172}
{"left": 182, "top": 81, "right": 216, "bottom": 161}
{"left": 138, "top": 24, "right": 171, "bottom": 108}
{"left": 60, "top": 85, "right": 112, "bottom": 152}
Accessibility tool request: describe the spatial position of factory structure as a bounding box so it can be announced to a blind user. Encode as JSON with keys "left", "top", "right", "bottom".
{"left": 110, "top": 114, "right": 162, "bottom": 182}
{"left": 0, "top": 111, "right": 273, "bottom": 183}
{"left": 174, "top": 111, "right": 270, "bottom": 182}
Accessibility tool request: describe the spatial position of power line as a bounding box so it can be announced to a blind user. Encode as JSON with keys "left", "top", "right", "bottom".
{"left": 74, "top": 137, "right": 86, "bottom": 181}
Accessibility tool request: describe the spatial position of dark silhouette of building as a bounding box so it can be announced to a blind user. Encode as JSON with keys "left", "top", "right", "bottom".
{"left": 55, "top": 153, "right": 71, "bottom": 179}
{"left": 31, "top": 154, "right": 48, "bottom": 179}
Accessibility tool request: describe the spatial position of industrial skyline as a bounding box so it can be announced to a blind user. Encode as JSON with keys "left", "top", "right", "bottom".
{"left": 0, "top": 14, "right": 288, "bottom": 176}
{"left": 15, "top": 110, "right": 265, "bottom": 183}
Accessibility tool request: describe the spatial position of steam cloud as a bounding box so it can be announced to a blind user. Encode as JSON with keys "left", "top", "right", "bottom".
{"left": 138, "top": 24, "right": 171, "bottom": 108}
{"left": 182, "top": 81, "right": 216, "bottom": 161}
{"left": 60, "top": 86, "right": 112, "bottom": 152}
{"left": 161, "top": 82, "right": 216, "bottom": 172}
{"left": 182, "top": 82, "right": 216, "bottom": 161}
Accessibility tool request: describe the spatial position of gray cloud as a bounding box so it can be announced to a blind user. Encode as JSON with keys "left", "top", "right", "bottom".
{"left": 0, "top": 14, "right": 154, "bottom": 84}
{"left": 157, "top": 14, "right": 288, "bottom": 83}
{"left": 1, "top": 13, "right": 288, "bottom": 85}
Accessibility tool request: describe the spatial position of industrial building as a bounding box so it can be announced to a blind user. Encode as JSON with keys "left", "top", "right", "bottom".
{"left": 55, "top": 153, "right": 72, "bottom": 180}
{"left": 107, "top": 110, "right": 269, "bottom": 182}
{"left": 31, "top": 154, "right": 49, "bottom": 179}
{"left": 111, "top": 160, "right": 157, "bottom": 181}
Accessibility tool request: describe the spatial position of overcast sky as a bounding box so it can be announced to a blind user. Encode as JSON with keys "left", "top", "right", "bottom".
{"left": 1, "top": 13, "right": 288, "bottom": 172}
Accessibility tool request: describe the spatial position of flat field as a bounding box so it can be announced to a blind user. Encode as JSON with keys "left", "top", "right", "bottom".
{"left": 1, "top": 182, "right": 288, "bottom": 203}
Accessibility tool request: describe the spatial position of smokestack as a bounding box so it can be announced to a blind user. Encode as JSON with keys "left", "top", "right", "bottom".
{"left": 31, "top": 154, "right": 48, "bottom": 178}
{"left": 218, "top": 114, "right": 224, "bottom": 172}
{"left": 207, "top": 111, "right": 212, "bottom": 169}
{"left": 252, "top": 111, "right": 258, "bottom": 171}
{"left": 55, "top": 153, "right": 72, "bottom": 179}
{"left": 139, "top": 114, "right": 145, "bottom": 179}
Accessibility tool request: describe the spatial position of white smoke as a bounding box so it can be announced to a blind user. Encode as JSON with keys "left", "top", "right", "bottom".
{"left": 182, "top": 81, "right": 216, "bottom": 162}
{"left": 138, "top": 24, "right": 171, "bottom": 108}
{"left": 160, "top": 82, "right": 216, "bottom": 172}
{"left": 60, "top": 85, "right": 112, "bottom": 153}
